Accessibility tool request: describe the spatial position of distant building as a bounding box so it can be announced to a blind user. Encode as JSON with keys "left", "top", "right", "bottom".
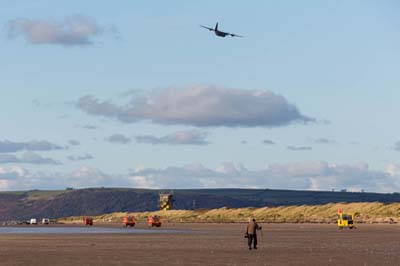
{"left": 340, "top": 189, "right": 347, "bottom": 192}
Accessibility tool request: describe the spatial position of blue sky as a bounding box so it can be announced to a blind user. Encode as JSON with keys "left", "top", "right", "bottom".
{"left": 0, "top": 1, "right": 399, "bottom": 192}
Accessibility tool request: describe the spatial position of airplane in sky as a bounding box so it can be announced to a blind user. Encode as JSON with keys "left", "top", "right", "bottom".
{"left": 200, "top": 23, "right": 243, "bottom": 38}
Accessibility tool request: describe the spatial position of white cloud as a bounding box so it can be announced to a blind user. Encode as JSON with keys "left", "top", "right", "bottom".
{"left": 67, "top": 154, "right": 93, "bottom": 161}
{"left": 106, "top": 134, "right": 132, "bottom": 144}
{"left": 128, "top": 162, "right": 400, "bottom": 192}
{"left": 0, "top": 166, "right": 27, "bottom": 190}
{"left": 135, "top": 130, "right": 210, "bottom": 145}
{"left": 21, "top": 152, "right": 61, "bottom": 165}
{"left": 0, "top": 166, "right": 129, "bottom": 191}
{"left": 81, "top": 124, "right": 98, "bottom": 130}
{"left": 313, "top": 138, "right": 337, "bottom": 144}
{"left": 262, "top": 139, "right": 275, "bottom": 145}
{"left": 0, "top": 140, "right": 64, "bottom": 153}
{"left": 77, "top": 86, "right": 314, "bottom": 127}
{"left": 0, "top": 162, "right": 399, "bottom": 192}
{"left": 128, "top": 175, "right": 155, "bottom": 188}
{"left": 393, "top": 141, "right": 400, "bottom": 151}
{"left": 386, "top": 163, "right": 400, "bottom": 176}
{"left": 6, "top": 15, "right": 116, "bottom": 46}
{"left": 68, "top": 140, "right": 80, "bottom": 146}
{"left": 287, "top": 146, "right": 312, "bottom": 151}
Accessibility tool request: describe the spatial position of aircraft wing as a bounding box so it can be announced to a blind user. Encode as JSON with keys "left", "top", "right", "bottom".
{"left": 200, "top": 25, "right": 214, "bottom": 31}
{"left": 229, "top": 33, "right": 243, "bottom": 38}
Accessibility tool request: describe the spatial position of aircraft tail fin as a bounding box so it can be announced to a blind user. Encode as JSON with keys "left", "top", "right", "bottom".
{"left": 215, "top": 22, "right": 218, "bottom": 31}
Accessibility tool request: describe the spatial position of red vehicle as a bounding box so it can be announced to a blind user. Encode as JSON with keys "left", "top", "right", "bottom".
{"left": 148, "top": 215, "right": 162, "bottom": 227}
{"left": 123, "top": 216, "right": 136, "bottom": 227}
{"left": 84, "top": 217, "right": 93, "bottom": 226}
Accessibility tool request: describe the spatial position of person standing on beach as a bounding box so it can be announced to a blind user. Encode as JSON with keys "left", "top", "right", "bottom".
{"left": 246, "top": 218, "right": 262, "bottom": 250}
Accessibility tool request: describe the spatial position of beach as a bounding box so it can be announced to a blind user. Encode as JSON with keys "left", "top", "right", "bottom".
{"left": 0, "top": 223, "right": 398, "bottom": 266}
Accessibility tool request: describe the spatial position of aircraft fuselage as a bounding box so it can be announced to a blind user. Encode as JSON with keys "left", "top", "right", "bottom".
{"left": 215, "top": 30, "right": 228, "bottom": 37}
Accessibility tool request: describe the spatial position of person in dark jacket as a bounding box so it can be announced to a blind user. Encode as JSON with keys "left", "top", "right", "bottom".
{"left": 246, "top": 218, "right": 262, "bottom": 250}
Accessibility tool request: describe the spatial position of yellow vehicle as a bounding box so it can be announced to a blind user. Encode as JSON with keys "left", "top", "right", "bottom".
{"left": 337, "top": 212, "right": 355, "bottom": 229}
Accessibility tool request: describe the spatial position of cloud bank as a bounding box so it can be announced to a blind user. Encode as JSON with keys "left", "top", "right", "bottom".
{"left": 262, "top": 139, "right": 275, "bottom": 145}
{"left": 394, "top": 141, "right": 400, "bottom": 151}
{"left": 77, "top": 86, "right": 314, "bottom": 127}
{"left": 106, "top": 134, "right": 132, "bottom": 144}
{"left": 68, "top": 140, "right": 80, "bottom": 146}
{"left": 135, "top": 130, "right": 210, "bottom": 145}
{"left": 287, "top": 146, "right": 312, "bottom": 151}
{"left": 0, "top": 166, "right": 121, "bottom": 190}
{"left": 0, "top": 140, "right": 63, "bottom": 153}
{"left": 0, "top": 162, "right": 399, "bottom": 193}
{"left": 6, "top": 15, "right": 114, "bottom": 46}
{"left": 313, "top": 138, "right": 337, "bottom": 145}
{"left": 67, "top": 154, "right": 93, "bottom": 161}
{"left": 0, "top": 152, "right": 61, "bottom": 165}
{"left": 129, "top": 162, "right": 400, "bottom": 192}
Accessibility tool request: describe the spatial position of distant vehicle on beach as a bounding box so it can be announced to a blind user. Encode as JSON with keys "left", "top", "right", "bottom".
{"left": 148, "top": 216, "right": 162, "bottom": 227}
{"left": 84, "top": 217, "right": 93, "bottom": 226}
{"left": 123, "top": 216, "right": 136, "bottom": 227}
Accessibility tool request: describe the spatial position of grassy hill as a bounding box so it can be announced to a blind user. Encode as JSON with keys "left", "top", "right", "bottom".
{"left": 0, "top": 188, "right": 399, "bottom": 221}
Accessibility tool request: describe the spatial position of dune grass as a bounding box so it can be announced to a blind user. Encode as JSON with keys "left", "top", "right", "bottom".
{"left": 60, "top": 202, "right": 400, "bottom": 224}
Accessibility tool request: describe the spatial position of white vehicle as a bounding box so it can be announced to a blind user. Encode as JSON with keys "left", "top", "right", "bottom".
{"left": 41, "top": 218, "right": 50, "bottom": 224}
{"left": 30, "top": 218, "right": 37, "bottom": 225}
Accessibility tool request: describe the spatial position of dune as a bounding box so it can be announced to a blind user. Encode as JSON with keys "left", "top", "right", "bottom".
{"left": 59, "top": 202, "right": 400, "bottom": 224}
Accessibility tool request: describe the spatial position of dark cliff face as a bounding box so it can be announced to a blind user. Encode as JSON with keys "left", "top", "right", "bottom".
{"left": 0, "top": 188, "right": 399, "bottom": 221}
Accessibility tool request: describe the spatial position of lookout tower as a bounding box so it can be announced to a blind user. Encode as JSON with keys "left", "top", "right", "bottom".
{"left": 159, "top": 193, "right": 174, "bottom": 211}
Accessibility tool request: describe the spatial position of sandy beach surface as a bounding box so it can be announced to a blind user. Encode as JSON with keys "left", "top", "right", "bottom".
{"left": 0, "top": 223, "right": 398, "bottom": 266}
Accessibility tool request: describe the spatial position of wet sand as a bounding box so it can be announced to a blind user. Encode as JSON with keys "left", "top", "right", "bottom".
{"left": 0, "top": 223, "right": 398, "bottom": 266}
